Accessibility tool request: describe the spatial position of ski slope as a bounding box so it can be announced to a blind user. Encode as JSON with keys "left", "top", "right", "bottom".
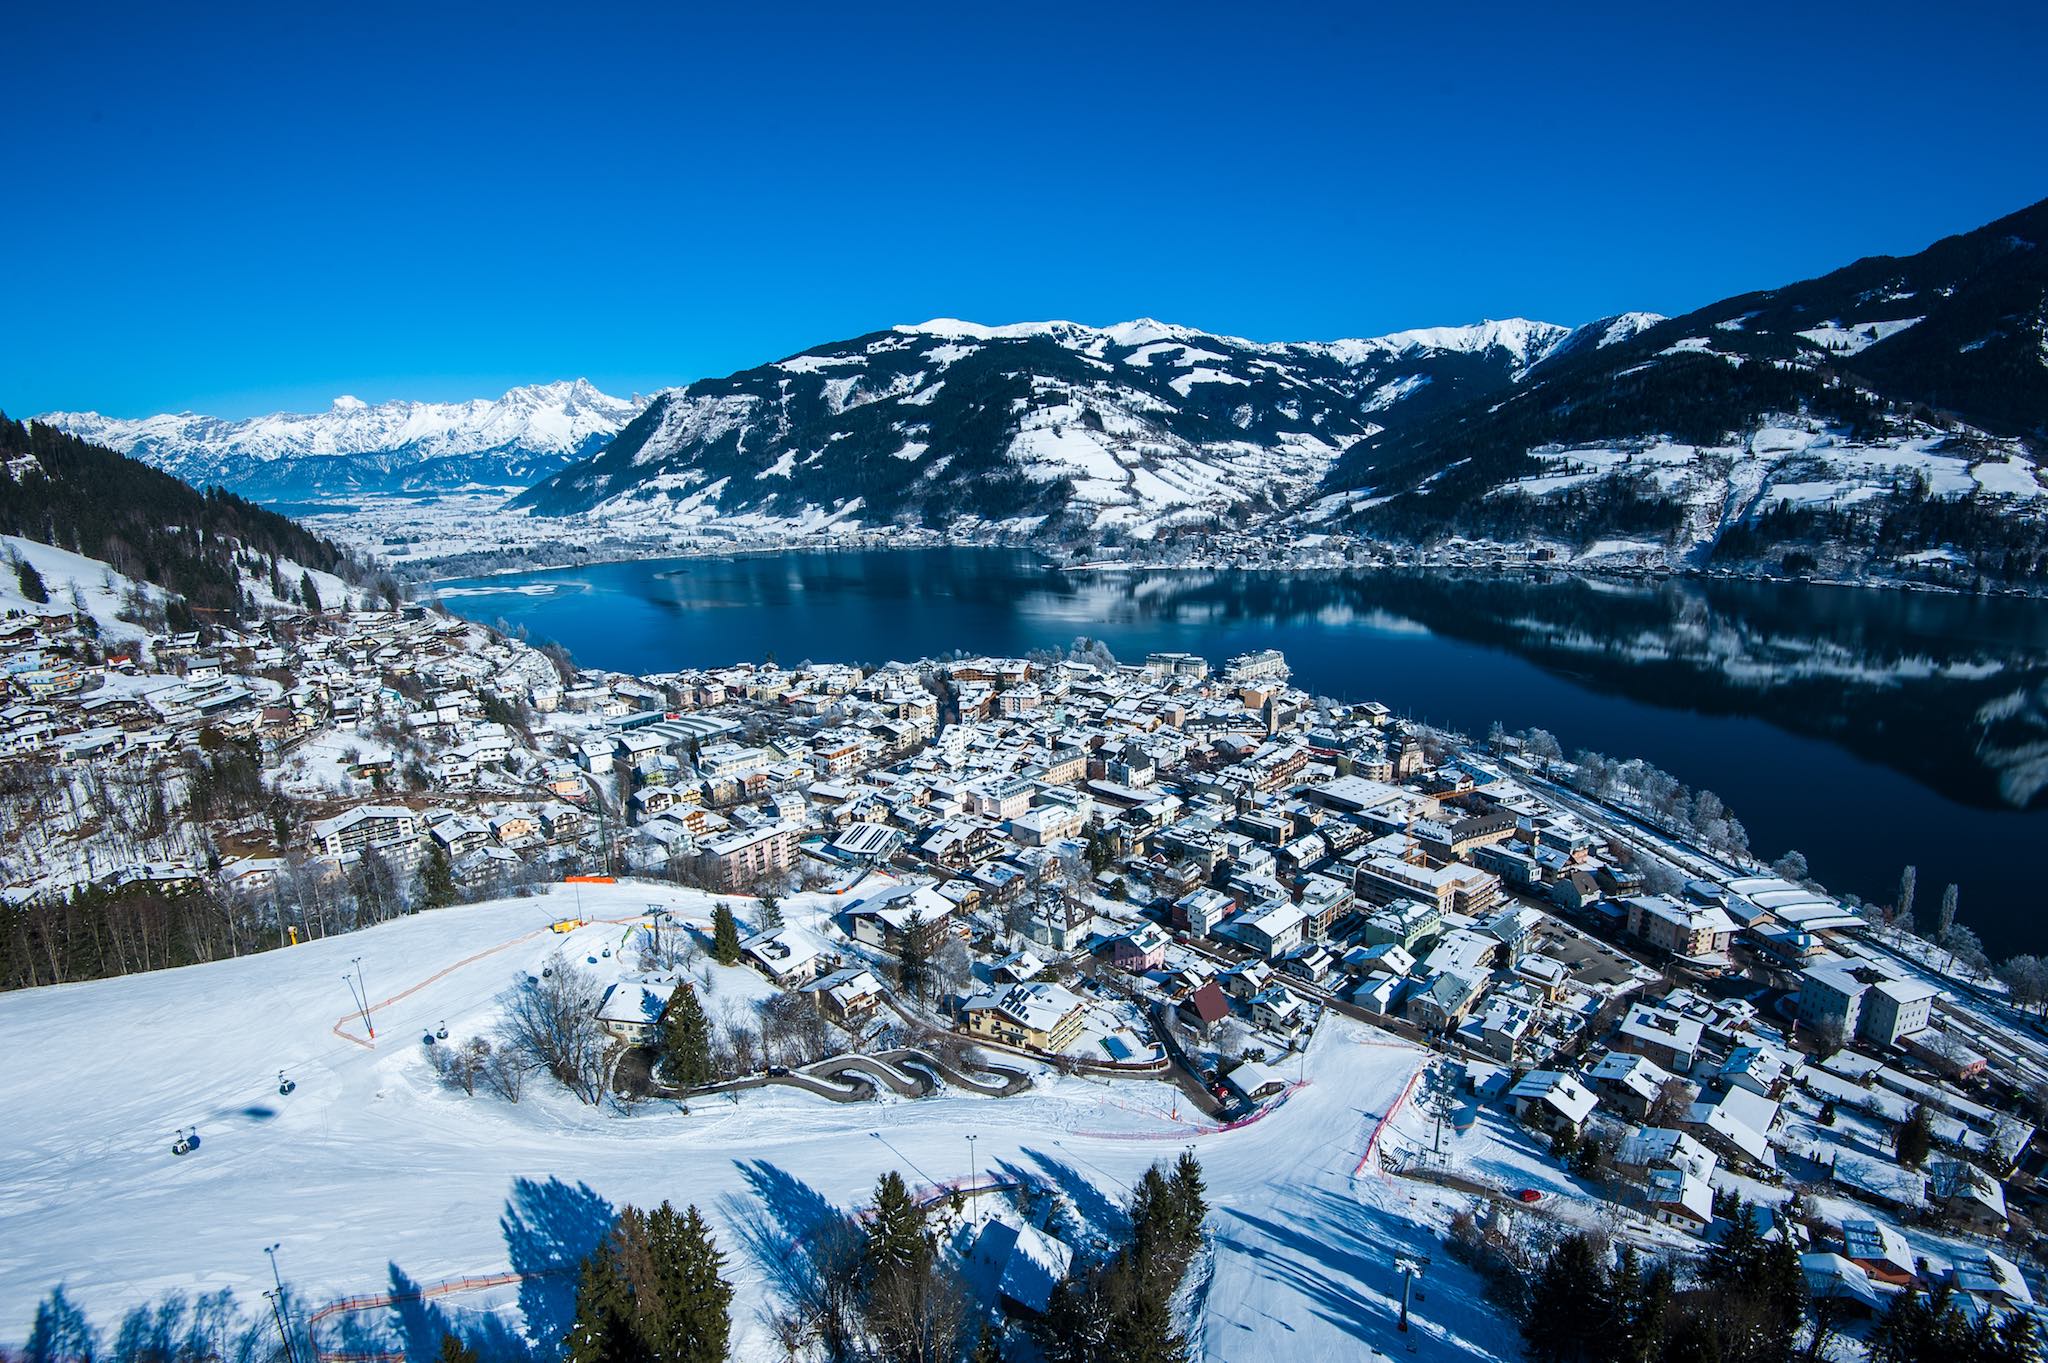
{"left": 0, "top": 882, "right": 1519, "bottom": 1361}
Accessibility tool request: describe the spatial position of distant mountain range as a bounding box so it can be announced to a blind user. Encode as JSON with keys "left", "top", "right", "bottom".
{"left": 28, "top": 195, "right": 2048, "bottom": 582}
{"left": 511, "top": 314, "right": 1659, "bottom": 532}
{"left": 36, "top": 380, "right": 641, "bottom": 498}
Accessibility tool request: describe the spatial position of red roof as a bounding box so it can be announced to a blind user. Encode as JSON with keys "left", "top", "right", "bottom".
{"left": 1182, "top": 981, "right": 1229, "bottom": 1024}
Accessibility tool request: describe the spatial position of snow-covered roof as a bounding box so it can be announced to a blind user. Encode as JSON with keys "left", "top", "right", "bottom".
{"left": 1510, "top": 1070, "right": 1597, "bottom": 1125}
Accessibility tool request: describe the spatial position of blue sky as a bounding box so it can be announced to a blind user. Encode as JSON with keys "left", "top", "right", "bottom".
{"left": 5, "top": 2, "right": 2044, "bottom": 418}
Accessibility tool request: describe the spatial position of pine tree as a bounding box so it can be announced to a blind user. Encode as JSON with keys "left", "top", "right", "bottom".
{"left": 417, "top": 844, "right": 456, "bottom": 909}
{"left": 864, "top": 1170, "right": 932, "bottom": 1282}
{"left": 564, "top": 1241, "right": 643, "bottom": 1363}
{"left": 14, "top": 557, "right": 47, "bottom": 604}
{"left": 299, "top": 570, "right": 322, "bottom": 614}
{"left": 757, "top": 894, "right": 784, "bottom": 931}
{"left": 1101, "top": 1274, "right": 1188, "bottom": 1363}
{"left": 658, "top": 984, "right": 713, "bottom": 1088}
{"left": 709, "top": 906, "right": 741, "bottom": 965}
{"left": 1033, "top": 1274, "right": 1103, "bottom": 1363}
{"left": 897, "top": 909, "right": 933, "bottom": 997}
{"left": 437, "top": 1336, "right": 479, "bottom": 1363}
{"left": 629, "top": 1202, "right": 732, "bottom": 1363}
{"left": 1170, "top": 1151, "right": 1207, "bottom": 1250}
{"left": 1705, "top": 1197, "right": 1763, "bottom": 1287}
{"left": 1897, "top": 864, "right": 1918, "bottom": 930}
{"left": 1522, "top": 1233, "right": 1613, "bottom": 1363}
{"left": 1129, "top": 1166, "right": 1180, "bottom": 1279}
{"left": 1895, "top": 1102, "right": 1935, "bottom": 1168}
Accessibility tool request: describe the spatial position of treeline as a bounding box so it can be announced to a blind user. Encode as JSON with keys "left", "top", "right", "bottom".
{"left": 0, "top": 839, "right": 562, "bottom": 993}
{"left": 1500, "top": 727, "right": 1752, "bottom": 860}
{"left": 1400, "top": 471, "right": 1688, "bottom": 551}
{"left": 1489, "top": 1197, "right": 2038, "bottom": 1363}
{"left": 0, "top": 413, "right": 362, "bottom": 622}
{"left": 18, "top": 1283, "right": 298, "bottom": 1363}
{"left": 1713, "top": 475, "right": 2048, "bottom": 584}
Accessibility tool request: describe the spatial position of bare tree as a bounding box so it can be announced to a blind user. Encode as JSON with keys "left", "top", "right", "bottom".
{"left": 931, "top": 937, "right": 973, "bottom": 1003}
{"left": 431, "top": 1036, "right": 489, "bottom": 1096}
{"left": 495, "top": 953, "right": 610, "bottom": 1104}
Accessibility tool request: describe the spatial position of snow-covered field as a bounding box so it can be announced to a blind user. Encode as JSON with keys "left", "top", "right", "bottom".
{"left": 0, "top": 883, "right": 1509, "bottom": 1361}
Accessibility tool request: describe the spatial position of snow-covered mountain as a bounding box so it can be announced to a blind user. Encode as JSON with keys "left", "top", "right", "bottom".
{"left": 514, "top": 316, "right": 1609, "bottom": 534}
{"left": 1322, "top": 195, "right": 2048, "bottom": 572}
{"left": 37, "top": 380, "right": 643, "bottom": 498}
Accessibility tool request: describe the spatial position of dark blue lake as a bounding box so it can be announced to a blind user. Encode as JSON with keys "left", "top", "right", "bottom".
{"left": 437, "top": 549, "right": 2048, "bottom": 958}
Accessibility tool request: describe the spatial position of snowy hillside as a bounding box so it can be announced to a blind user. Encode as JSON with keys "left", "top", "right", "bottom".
{"left": 514, "top": 316, "right": 1605, "bottom": 538}
{"left": 0, "top": 882, "right": 1521, "bottom": 1362}
{"left": 1322, "top": 195, "right": 2048, "bottom": 576}
{"left": 38, "top": 381, "right": 643, "bottom": 497}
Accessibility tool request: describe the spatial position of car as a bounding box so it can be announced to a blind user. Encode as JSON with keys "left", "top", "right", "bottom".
{"left": 766, "top": 1065, "right": 790, "bottom": 1077}
{"left": 1516, "top": 1189, "right": 1544, "bottom": 1204}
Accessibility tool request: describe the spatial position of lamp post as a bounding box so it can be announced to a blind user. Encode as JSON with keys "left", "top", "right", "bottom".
{"left": 263, "top": 1243, "right": 297, "bottom": 1363}
{"left": 966, "top": 1133, "right": 978, "bottom": 1198}
{"left": 346, "top": 956, "right": 373, "bottom": 1039}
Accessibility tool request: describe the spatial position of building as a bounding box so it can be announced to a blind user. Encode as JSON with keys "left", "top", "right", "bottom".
{"left": 740, "top": 928, "right": 831, "bottom": 988}
{"left": 1928, "top": 1160, "right": 2008, "bottom": 1234}
{"left": 1353, "top": 852, "right": 1499, "bottom": 917}
{"left": 1406, "top": 970, "right": 1484, "bottom": 1034}
{"left": 309, "top": 804, "right": 419, "bottom": 859}
{"left": 964, "top": 981, "right": 1088, "bottom": 1054}
{"left": 1624, "top": 894, "right": 1737, "bottom": 959}
{"left": 1235, "top": 901, "right": 1308, "bottom": 960}
{"left": 805, "top": 967, "right": 884, "bottom": 1027}
{"left": 1359, "top": 897, "right": 1442, "bottom": 952}
{"left": 594, "top": 980, "right": 671, "bottom": 1044}
{"left": 971, "top": 1218, "right": 1074, "bottom": 1317}
{"left": 1797, "top": 962, "right": 1936, "bottom": 1047}
{"left": 1840, "top": 1218, "right": 1917, "bottom": 1287}
{"left": 1177, "top": 981, "right": 1230, "bottom": 1033}
{"left": 1588, "top": 1052, "right": 1682, "bottom": 1120}
{"left": 694, "top": 822, "right": 800, "bottom": 891}
{"left": 1111, "top": 924, "right": 1169, "bottom": 973}
{"left": 1509, "top": 1071, "right": 1598, "bottom": 1136}
{"left": 1613, "top": 1005, "right": 1705, "bottom": 1073}
{"left": 1021, "top": 887, "right": 1094, "bottom": 952}
{"left": 844, "top": 883, "right": 956, "bottom": 952}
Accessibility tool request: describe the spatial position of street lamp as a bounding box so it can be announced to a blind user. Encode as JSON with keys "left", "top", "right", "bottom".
{"left": 966, "top": 1134, "right": 978, "bottom": 1197}
{"left": 345, "top": 956, "right": 374, "bottom": 1040}
{"left": 263, "top": 1244, "right": 297, "bottom": 1363}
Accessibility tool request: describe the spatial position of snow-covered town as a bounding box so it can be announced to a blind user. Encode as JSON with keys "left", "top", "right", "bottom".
{"left": 10, "top": 8, "right": 2048, "bottom": 1362}
{"left": 2, "top": 528, "right": 2044, "bottom": 1361}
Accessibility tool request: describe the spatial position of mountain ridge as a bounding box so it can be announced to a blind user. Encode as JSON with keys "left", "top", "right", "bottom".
{"left": 510, "top": 313, "right": 1639, "bottom": 536}
{"left": 1313, "top": 195, "right": 2048, "bottom": 579}
{"left": 36, "top": 379, "right": 643, "bottom": 498}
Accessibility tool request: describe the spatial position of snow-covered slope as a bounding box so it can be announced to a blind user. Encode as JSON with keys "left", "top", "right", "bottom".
{"left": 0, "top": 883, "right": 1519, "bottom": 1362}
{"left": 515, "top": 317, "right": 1574, "bottom": 537}
{"left": 38, "top": 381, "right": 643, "bottom": 497}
